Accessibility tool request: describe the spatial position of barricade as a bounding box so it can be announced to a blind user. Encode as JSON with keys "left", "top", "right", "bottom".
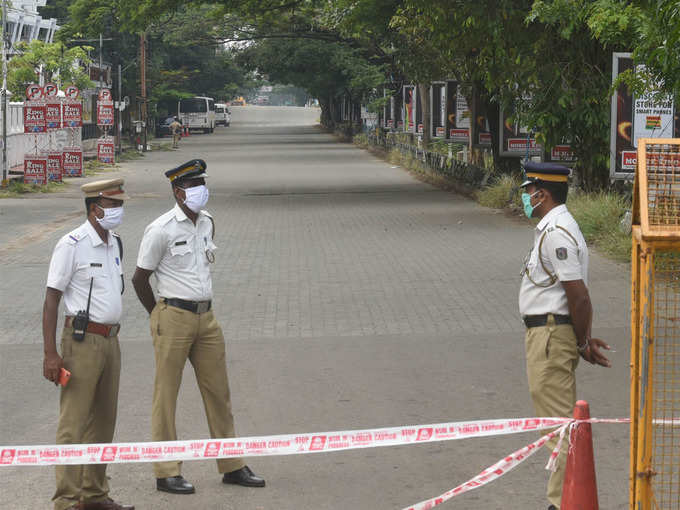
{"left": 1, "top": 413, "right": 630, "bottom": 509}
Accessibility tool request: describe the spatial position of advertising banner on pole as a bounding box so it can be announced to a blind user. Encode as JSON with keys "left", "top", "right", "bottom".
{"left": 431, "top": 83, "right": 446, "bottom": 138}
{"left": 609, "top": 53, "right": 679, "bottom": 179}
{"left": 45, "top": 102, "right": 62, "bottom": 129}
{"left": 471, "top": 92, "right": 492, "bottom": 147}
{"left": 446, "top": 81, "right": 471, "bottom": 143}
{"left": 384, "top": 90, "right": 393, "bottom": 129}
{"left": 24, "top": 155, "right": 47, "bottom": 185}
{"left": 403, "top": 85, "right": 415, "bottom": 132}
{"left": 46, "top": 151, "right": 63, "bottom": 182}
{"left": 97, "top": 137, "right": 115, "bottom": 164}
{"left": 23, "top": 103, "right": 46, "bottom": 133}
{"left": 499, "top": 97, "right": 542, "bottom": 157}
{"left": 394, "top": 87, "right": 403, "bottom": 130}
{"left": 63, "top": 101, "right": 82, "bottom": 128}
{"left": 97, "top": 101, "right": 114, "bottom": 127}
{"left": 62, "top": 148, "right": 83, "bottom": 177}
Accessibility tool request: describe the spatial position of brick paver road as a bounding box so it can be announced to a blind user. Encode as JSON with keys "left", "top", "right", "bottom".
{"left": 0, "top": 106, "right": 630, "bottom": 509}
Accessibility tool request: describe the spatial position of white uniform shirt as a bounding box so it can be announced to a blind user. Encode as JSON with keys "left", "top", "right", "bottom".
{"left": 518, "top": 204, "right": 588, "bottom": 317}
{"left": 46, "top": 220, "right": 124, "bottom": 324}
{"left": 136, "top": 204, "right": 217, "bottom": 301}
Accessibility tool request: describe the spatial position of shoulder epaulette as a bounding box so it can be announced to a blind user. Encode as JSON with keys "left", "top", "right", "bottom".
{"left": 66, "top": 231, "right": 84, "bottom": 244}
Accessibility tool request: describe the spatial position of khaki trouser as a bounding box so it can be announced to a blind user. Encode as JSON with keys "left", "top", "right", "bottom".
{"left": 525, "top": 317, "right": 579, "bottom": 509}
{"left": 172, "top": 132, "right": 180, "bottom": 148}
{"left": 53, "top": 327, "right": 121, "bottom": 510}
{"left": 150, "top": 301, "right": 244, "bottom": 478}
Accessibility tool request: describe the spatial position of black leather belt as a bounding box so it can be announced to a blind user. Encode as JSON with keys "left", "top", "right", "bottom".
{"left": 523, "top": 314, "right": 572, "bottom": 328}
{"left": 163, "top": 298, "right": 212, "bottom": 314}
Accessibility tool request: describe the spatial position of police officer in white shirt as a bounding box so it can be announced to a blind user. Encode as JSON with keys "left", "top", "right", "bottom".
{"left": 518, "top": 162, "right": 610, "bottom": 510}
{"left": 42, "top": 178, "right": 134, "bottom": 510}
{"left": 132, "top": 159, "right": 264, "bottom": 495}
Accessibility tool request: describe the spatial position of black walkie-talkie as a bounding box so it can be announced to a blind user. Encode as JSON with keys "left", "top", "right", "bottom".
{"left": 72, "top": 278, "right": 93, "bottom": 342}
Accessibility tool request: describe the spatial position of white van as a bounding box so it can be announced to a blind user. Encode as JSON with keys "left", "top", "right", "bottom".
{"left": 215, "top": 103, "right": 231, "bottom": 127}
{"left": 178, "top": 96, "right": 215, "bottom": 133}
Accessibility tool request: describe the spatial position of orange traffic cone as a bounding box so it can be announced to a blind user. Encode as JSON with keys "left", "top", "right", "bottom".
{"left": 561, "top": 400, "right": 599, "bottom": 510}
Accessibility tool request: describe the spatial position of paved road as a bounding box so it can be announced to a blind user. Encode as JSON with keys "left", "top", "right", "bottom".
{"left": 0, "top": 106, "right": 630, "bottom": 509}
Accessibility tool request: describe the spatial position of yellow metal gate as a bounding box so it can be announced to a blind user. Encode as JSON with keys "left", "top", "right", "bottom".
{"left": 630, "top": 139, "right": 680, "bottom": 509}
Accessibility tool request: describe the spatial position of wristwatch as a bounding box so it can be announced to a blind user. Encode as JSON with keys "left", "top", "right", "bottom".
{"left": 577, "top": 338, "right": 590, "bottom": 353}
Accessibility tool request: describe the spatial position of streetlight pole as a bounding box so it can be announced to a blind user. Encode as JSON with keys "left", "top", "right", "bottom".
{"left": 2, "top": 0, "right": 8, "bottom": 187}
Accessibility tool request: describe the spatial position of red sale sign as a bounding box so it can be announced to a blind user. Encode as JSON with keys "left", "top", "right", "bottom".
{"left": 97, "top": 138, "right": 115, "bottom": 164}
{"left": 47, "top": 152, "right": 63, "bottom": 182}
{"left": 97, "top": 101, "right": 114, "bottom": 126}
{"left": 24, "top": 155, "right": 47, "bottom": 185}
{"left": 62, "top": 102, "right": 82, "bottom": 128}
{"left": 62, "top": 148, "right": 83, "bottom": 177}
{"left": 45, "top": 102, "right": 61, "bottom": 129}
{"left": 24, "top": 104, "right": 46, "bottom": 133}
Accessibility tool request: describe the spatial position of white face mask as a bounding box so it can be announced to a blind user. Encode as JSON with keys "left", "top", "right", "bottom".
{"left": 182, "top": 185, "right": 209, "bottom": 213}
{"left": 95, "top": 205, "right": 124, "bottom": 230}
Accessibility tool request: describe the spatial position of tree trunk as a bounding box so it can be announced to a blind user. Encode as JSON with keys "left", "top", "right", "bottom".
{"left": 419, "top": 83, "right": 431, "bottom": 146}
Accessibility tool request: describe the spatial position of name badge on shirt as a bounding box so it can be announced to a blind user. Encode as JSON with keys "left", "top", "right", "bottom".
{"left": 174, "top": 241, "right": 187, "bottom": 246}
{"left": 90, "top": 263, "right": 102, "bottom": 267}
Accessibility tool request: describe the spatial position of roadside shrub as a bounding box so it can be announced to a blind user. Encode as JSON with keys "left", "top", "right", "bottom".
{"left": 353, "top": 133, "right": 369, "bottom": 148}
{"left": 476, "top": 174, "right": 521, "bottom": 209}
{"left": 567, "top": 191, "right": 631, "bottom": 261}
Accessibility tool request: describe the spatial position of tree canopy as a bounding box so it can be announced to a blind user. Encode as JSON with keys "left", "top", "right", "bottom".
{"left": 44, "top": 0, "right": 680, "bottom": 188}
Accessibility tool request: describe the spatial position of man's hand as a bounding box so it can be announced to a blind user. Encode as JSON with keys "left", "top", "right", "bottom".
{"left": 580, "top": 338, "right": 611, "bottom": 367}
{"left": 43, "top": 351, "right": 64, "bottom": 385}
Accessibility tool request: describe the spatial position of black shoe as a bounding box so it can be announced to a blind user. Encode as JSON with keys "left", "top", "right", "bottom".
{"left": 548, "top": 506, "right": 558, "bottom": 510}
{"left": 156, "top": 475, "right": 196, "bottom": 494}
{"left": 222, "top": 466, "right": 265, "bottom": 487}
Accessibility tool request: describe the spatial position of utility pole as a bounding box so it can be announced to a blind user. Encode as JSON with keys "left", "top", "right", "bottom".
{"left": 140, "top": 32, "right": 146, "bottom": 151}
{"left": 117, "top": 62, "right": 122, "bottom": 155}
{"left": 2, "top": 0, "right": 8, "bottom": 187}
{"left": 98, "top": 33, "right": 103, "bottom": 90}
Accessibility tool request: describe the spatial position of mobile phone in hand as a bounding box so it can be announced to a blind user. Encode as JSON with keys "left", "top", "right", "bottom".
{"left": 58, "top": 368, "right": 71, "bottom": 387}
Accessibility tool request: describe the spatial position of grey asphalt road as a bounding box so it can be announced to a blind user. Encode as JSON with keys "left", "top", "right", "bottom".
{"left": 0, "top": 106, "right": 630, "bottom": 509}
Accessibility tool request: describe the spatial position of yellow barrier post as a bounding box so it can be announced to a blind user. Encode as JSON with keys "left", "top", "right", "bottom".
{"left": 630, "top": 139, "right": 680, "bottom": 510}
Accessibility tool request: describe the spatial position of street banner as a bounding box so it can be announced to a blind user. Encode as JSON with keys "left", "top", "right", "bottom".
{"left": 23, "top": 103, "right": 46, "bottom": 133}
{"left": 384, "top": 90, "right": 393, "bottom": 129}
{"left": 393, "top": 87, "right": 403, "bottom": 129}
{"left": 499, "top": 98, "right": 542, "bottom": 157}
{"left": 46, "top": 152, "right": 62, "bottom": 182}
{"left": 97, "top": 101, "right": 114, "bottom": 127}
{"left": 45, "top": 101, "right": 62, "bottom": 129}
{"left": 63, "top": 101, "right": 82, "bottom": 128}
{"left": 24, "top": 155, "right": 47, "bottom": 185}
{"left": 62, "top": 148, "right": 82, "bottom": 177}
{"left": 547, "top": 144, "right": 576, "bottom": 163}
{"left": 609, "top": 53, "right": 680, "bottom": 179}
{"left": 632, "top": 68, "right": 674, "bottom": 148}
{"left": 403, "top": 85, "right": 415, "bottom": 132}
{"left": 431, "top": 83, "right": 446, "bottom": 137}
{"left": 97, "top": 137, "right": 115, "bottom": 164}
{"left": 471, "top": 92, "right": 492, "bottom": 147}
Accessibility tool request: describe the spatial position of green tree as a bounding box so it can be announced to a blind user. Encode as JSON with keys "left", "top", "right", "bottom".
{"left": 7, "top": 40, "right": 93, "bottom": 97}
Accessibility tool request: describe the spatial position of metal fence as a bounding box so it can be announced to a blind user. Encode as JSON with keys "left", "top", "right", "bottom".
{"left": 630, "top": 139, "right": 680, "bottom": 510}
{"left": 367, "top": 130, "right": 491, "bottom": 188}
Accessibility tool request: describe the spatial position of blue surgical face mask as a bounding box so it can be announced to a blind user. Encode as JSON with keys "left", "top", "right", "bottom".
{"left": 521, "top": 190, "right": 542, "bottom": 219}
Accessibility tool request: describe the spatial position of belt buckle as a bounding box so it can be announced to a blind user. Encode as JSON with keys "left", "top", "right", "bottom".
{"left": 109, "top": 324, "right": 120, "bottom": 337}
{"left": 196, "top": 301, "right": 210, "bottom": 314}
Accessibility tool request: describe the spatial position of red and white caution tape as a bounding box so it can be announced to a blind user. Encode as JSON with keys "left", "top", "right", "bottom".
{"left": 403, "top": 417, "right": 630, "bottom": 510}
{"left": 0, "top": 416, "right": 570, "bottom": 467}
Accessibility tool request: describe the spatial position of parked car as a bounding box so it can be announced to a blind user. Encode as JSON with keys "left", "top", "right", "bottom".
{"left": 156, "top": 116, "right": 179, "bottom": 137}
{"left": 215, "top": 103, "right": 231, "bottom": 126}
